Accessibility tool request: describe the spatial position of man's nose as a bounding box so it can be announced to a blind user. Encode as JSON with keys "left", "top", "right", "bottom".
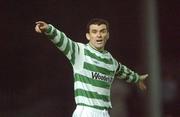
{"left": 97, "top": 32, "right": 102, "bottom": 37}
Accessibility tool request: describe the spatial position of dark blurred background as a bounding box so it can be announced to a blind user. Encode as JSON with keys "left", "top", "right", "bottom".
{"left": 0, "top": 0, "right": 180, "bottom": 117}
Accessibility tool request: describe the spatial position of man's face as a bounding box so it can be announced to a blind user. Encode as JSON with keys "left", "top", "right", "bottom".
{"left": 86, "top": 24, "right": 109, "bottom": 51}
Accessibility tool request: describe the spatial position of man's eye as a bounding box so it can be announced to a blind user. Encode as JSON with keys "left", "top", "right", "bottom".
{"left": 92, "top": 31, "right": 97, "bottom": 33}
{"left": 101, "top": 30, "right": 107, "bottom": 33}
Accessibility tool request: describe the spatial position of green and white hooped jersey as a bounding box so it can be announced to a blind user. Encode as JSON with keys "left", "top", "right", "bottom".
{"left": 45, "top": 24, "right": 140, "bottom": 110}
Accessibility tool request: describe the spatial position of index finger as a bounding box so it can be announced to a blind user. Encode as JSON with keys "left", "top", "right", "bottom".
{"left": 35, "top": 21, "right": 45, "bottom": 24}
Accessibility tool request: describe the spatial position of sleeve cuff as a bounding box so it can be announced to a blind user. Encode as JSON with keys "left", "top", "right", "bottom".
{"left": 44, "top": 24, "right": 53, "bottom": 35}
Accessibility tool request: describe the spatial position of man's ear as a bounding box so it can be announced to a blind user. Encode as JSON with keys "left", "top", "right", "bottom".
{"left": 86, "top": 33, "right": 90, "bottom": 40}
{"left": 105, "top": 32, "right": 109, "bottom": 40}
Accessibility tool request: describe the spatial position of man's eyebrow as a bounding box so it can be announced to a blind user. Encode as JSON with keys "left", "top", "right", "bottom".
{"left": 91, "top": 28, "right": 106, "bottom": 30}
{"left": 101, "top": 28, "right": 107, "bottom": 30}
{"left": 100, "top": 28, "right": 107, "bottom": 31}
{"left": 91, "top": 29, "right": 97, "bottom": 31}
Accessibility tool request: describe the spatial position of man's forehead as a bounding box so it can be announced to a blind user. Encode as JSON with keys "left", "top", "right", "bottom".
{"left": 89, "top": 24, "right": 107, "bottom": 30}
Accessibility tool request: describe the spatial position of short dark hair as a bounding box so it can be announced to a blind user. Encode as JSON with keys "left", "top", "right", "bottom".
{"left": 86, "top": 18, "right": 109, "bottom": 33}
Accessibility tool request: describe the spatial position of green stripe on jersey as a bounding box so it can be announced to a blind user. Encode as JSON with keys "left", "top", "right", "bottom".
{"left": 70, "top": 42, "right": 76, "bottom": 65}
{"left": 77, "top": 103, "right": 110, "bottom": 110}
{"left": 56, "top": 32, "right": 64, "bottom": 47}
{"left": 63, "top": 39, "right": 70, "bottom": 55}
{"left": 74, "top": 73, "right": 110, "bottom": 89}
{"left": 83, "top": 62, "right": 114, "bottom": 76}
{"left": 46, "top": 25, "right": 52, "bottom": 34}
{"left": 84, "top": 49, "right": 113, "bottom": 64}
{"left": 47, "top": 27, "right": 57, "bottom": 39}
{"left": 75, "top": 89, "right": 109, "bottom": 102}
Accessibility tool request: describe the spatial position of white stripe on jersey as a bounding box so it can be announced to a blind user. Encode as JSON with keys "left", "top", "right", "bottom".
{"left": 52, "top": 31, "right": 61, "bottom": 44}
{"left": 75, "top": 69, "right": 113, "bottom": 83}
{"left": 75, "top": 96, "right": 111, "bottom": 108}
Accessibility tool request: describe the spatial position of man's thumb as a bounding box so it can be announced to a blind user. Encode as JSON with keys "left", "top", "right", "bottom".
{"left": 139, "top": 74, "right": 148, "bottom": 80}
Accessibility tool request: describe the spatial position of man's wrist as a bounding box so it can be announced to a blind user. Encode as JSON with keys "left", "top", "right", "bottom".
{"left": 44, "top": 24, "right": 52, "bottom": 34}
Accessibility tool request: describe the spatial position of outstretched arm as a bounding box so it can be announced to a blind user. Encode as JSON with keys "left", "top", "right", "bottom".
{"left": 115, "top": 64, "right": 148, "bottom": 91}
{"left": 34, "top": 21, "right": 81, "bottom": 65}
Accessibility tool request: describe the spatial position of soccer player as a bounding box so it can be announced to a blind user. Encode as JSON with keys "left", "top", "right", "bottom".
{"left": 35, "top": 18, "right": 148, "bottom": 117}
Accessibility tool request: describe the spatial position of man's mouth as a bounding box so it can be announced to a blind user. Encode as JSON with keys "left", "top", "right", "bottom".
{"left": 96, "top": 40, "right": 103, "bottom": 43}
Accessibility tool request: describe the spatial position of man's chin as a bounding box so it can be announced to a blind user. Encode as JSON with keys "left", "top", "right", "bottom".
{"left": 95, "top": 46, "right": 104, "bottom": 51}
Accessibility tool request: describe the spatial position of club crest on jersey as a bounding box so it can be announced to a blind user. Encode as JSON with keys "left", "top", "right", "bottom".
{"left": 92, "top": 72, "right": 113, "bottom": 83}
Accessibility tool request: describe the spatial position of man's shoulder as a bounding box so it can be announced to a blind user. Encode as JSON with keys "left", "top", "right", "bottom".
{"left": 76, "top": 42, "right": 86, "bottom": 48}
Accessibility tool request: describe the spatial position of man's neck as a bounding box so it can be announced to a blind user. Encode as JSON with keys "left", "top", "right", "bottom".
{"left": 88, "top": 43, "right": 104, "bottom": 52}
